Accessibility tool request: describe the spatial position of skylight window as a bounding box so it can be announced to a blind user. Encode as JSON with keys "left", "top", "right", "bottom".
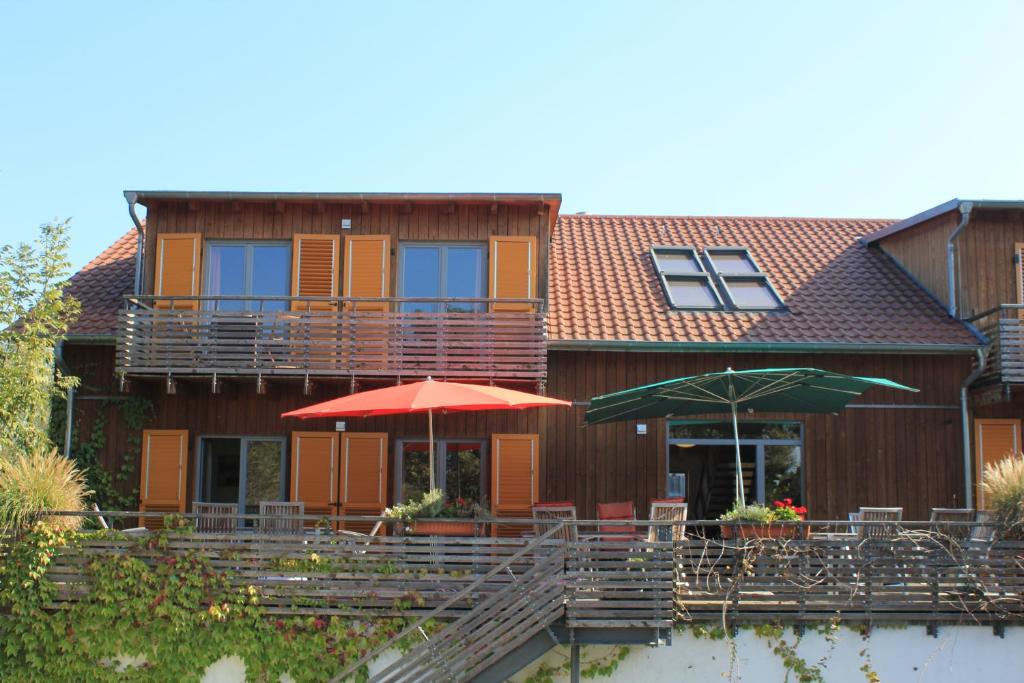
{"left": 651, "top": 247, "right": 723, "bottom": 310}
{"left": 651, "top": 245, "right": 785, "bottom": 312}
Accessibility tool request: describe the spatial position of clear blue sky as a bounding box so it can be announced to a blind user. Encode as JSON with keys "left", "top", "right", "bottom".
{"left": 1, "top": 1, "right": 1022, "bottom": 271}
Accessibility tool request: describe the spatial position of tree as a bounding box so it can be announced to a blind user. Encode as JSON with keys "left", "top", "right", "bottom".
{"left": 0, "top": 221, "right": 80, "bottom": 455}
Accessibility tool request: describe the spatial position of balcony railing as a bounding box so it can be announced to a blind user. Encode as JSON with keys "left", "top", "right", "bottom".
{"left": 972, "top": 304, "right": 1024, "bottom": 383}
{"left": 116, "top": 295, "right": 547, "bottom": 381}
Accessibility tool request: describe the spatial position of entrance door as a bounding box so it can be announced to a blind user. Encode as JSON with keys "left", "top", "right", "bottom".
{"left": 667, "top": 421, "right": 803, "bottom": 519}
{"left": 395, "top": 439, "right": 486, "bottom": 506}
{"left": 974, "top": 418, "right": 1022, "bottom": 509}
{"left": 197, "top": 436, "right": 287, "bottom": 522}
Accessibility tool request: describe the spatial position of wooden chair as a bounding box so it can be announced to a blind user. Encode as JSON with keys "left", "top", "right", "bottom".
{"left": 648, "top": 498, "right": 687, "bottom": 542}
{"left": 193, "top": 502, "right": 237, "bottom": 533}
{"left": 259, "top": 501, "right": 304, "bottom": 534}
{"left": 857, "top": 507, "right": 903, "bottom": 540}
{"left": 929, "top": 508, "right": 975, "bottom": 542}
{"left": 532, "top": 502, "right": 578, "bottom": 542}
{"left": 596, "top": 501, "right": 643, "bottom": 541}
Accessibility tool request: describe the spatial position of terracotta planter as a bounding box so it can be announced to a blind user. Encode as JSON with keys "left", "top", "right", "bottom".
{"left": 408, "top": 520, "right": 478, "bottom": 537}
{"left": 720, "top": 523, "right": 808, "bottom": 540}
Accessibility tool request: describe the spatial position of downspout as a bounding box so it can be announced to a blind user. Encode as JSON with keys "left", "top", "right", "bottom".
{"left": 946, "top": 201, "right": 974, "bottom": 317}
{"left": 960, "top": 346, "right": 987, "bottom": 509}
{"left": 54, "top": 341, "right": 75, "bottom": 459}
{"left": 125, "top": 192, "right": 145, "bottom": 296}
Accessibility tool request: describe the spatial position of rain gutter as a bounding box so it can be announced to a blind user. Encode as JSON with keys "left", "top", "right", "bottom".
{"left": 124, "top": 192, "right": 145, "bottom": 296}
{"left": 547, "top": 340, "right": 982, "bottom": 354}
{"left": 53, "top": 341, "right": 74, "bottom": 458}
{"left": 960, "top": 347, "right": 988, "bottom": 509}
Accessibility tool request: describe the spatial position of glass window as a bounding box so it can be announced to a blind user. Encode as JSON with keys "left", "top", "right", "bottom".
{"left": 204, "top": 242, "right": 291, "bottom": 311}
{"left": 399, "top": 442, "right": 433, "bottom": 503}
{"left": 651, "top": 247, "right": 723, "bottom": 310}
{"left": 725, "top": 278, "right": 783, "bottom": 309}
{"left": 708, "top": 251, "right": 758, "bottom": 274}
{"left": 397, "top": 439, "right": 485, "bottom": 506}
{"left": 764, "top": 445, "right": 802, "bottom": 504}
{"left": 197, "top": 437, "right": 286, "bottom": 522}
{"left": 444, "top": 442, "right": 483, "bottom": 503}
{"left": 399, "top": 243, "right": 486, "bottom": 313}
{"left": 670, "top": 421, "right": 802, "bottom": 441}
{"left": 666, "top": 277, "right": 720, "bottom": 308}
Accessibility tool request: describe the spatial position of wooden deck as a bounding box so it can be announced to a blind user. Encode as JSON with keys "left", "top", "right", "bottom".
{"left": 115, "top": 295, "right": 547, "bottom": 382}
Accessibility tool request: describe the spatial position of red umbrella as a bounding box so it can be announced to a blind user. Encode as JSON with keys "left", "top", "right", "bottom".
{"left": 282, "top": 377, "right": 570, "bottom": 489}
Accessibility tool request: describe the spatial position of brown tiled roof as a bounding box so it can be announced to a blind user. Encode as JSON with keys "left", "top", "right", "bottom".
{"left": 548, "top": 214, "right": 980, "bottom": 349}
{"left": 65, "top": 229, "right": 136, "bottom": 337}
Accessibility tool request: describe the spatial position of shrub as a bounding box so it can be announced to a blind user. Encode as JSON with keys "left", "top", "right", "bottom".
{"left": 719, "top": 503, "right": 775, "bottom": 523}
{"left": 0, "top": 447, "right": 91, "bottom": 534}
{"left": 981, "top": 457, "right": 1024, "bottom": 538}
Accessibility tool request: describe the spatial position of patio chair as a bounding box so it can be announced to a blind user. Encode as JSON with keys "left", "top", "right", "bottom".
{"left": 91, "top": 503, "right": 109, "bottom": 530}
{"left": 969, "top": 510, "right": 997, "bottom": 544}
{"left": 532, "top": 501, "right": 578, "bottom": 542}
{"left": 857, "top": 507, "right": 903, "bottom": 540}
{"left": 193, "top": 502, "right": 238, "bottom": 533}
{"left": 929, "top": 507, "right": 975, "bottom": 542}
{"left": 259, "top": 501, "right": 304, "bottom": 534}
{"left": 596, "top": 501, "right": 644, "bottom": 541}
{"left": 648, "top": 498, "right": 687, "bottom": 542}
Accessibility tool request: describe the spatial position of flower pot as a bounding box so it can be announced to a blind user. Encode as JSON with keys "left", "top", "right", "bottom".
{"left": 408, "top": 520, "right": 478, "bottom": 537}
{"left": 720, "top": 523, "right": 808, "bottom": 540}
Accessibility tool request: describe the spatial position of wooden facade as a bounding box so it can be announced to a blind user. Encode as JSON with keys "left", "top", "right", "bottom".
{"left": 66, "top": 343, "right": 973, "bottom": 521}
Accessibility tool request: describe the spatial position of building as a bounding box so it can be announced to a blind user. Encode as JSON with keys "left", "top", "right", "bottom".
{"left": 60, "top": 191, "right": 1024, "bottom": 524}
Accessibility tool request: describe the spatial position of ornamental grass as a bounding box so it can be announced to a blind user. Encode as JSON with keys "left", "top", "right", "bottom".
{"left": 0, "top": 447, "right": 91, "bottom": 534}
{"left": 981, "top": 456, "right": 1024, "bottom": 540}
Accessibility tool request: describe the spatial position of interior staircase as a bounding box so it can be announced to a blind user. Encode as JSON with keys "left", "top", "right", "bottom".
{"left": 700, "top": 460, "right": 756, "bottom": 520}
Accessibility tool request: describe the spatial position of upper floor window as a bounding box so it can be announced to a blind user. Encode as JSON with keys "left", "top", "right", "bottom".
{"left": 398, "top": 243, "right": 486, "bottom": 312}
{"left": 204, "top": 241, "right": 291, "bottom": 311}
{"left": 651, "top": 245, "right": 784, "bottom": 311}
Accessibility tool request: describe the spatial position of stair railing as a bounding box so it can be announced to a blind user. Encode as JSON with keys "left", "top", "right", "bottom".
{"left": 330, "top": 521, "right": 568, "bottom": 683}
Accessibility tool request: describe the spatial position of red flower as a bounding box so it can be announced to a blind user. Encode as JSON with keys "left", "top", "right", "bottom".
{"left": 772, "top": 500, "right": 783, "bottom": 508}
{"left": 783, "top": 498, "right": 793, "bottom": 506}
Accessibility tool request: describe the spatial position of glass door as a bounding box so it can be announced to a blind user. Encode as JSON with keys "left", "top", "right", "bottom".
{"left": 398, "top": 243, "right": 486, "bottom": 312}
{"left": 197, "top": 437, "right": 287, "bottom": 523}
{"left": 395, "top": 439, "right": 486, "bottom": 506}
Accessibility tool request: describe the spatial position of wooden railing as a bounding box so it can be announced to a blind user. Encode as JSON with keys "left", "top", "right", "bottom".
{"left": 115, "top": 295, "right": 547, "bottom": 381}
{"left": 972, "top": 304, "right": 1024, "bottom": 383}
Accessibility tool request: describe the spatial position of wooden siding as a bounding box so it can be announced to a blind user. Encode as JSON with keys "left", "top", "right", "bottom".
{"left": 141, "top": 199, "right": 551, "bottom": 306}
{"left": 877, "top": 207, "right": 1024, "bottom": 319}
{"left": 876, "top": 209, "right": 959, "bottom": 307}
{"left": 65, "top": 344, "right": 971, "bottom": 521}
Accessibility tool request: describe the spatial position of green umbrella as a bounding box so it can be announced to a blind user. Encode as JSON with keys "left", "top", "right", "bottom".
{"left": 585, "top": 367, "right": 918, "bottom": 505}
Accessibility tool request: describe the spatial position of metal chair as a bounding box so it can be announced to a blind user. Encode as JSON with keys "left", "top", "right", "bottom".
{"left": 648, "top": 498, "right": 687, "bottom": 542}
{"left": 259, "top": 501, "right": 304, "bottom": 534}
{"left": 929, "top": 507, "right": 975, "bottom": 542}
{"left": 969, "top": 510, "right": 997, "bottom": 544}
{"left": 856, "top": 507, "right": 903, "bottom": 540}
{"left": 193, "top": 502, "right": 237, "bottom": 533}
{"left": 532, "top": 502, "right": 578, "bottom": 542}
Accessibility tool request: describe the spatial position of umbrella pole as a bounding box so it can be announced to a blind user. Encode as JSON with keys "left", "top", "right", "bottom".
{"left": 730, "top": 400, "right": 745, "bottom": 506}
{"left": 428, "top": 408, "right": 435, "bottom": 491}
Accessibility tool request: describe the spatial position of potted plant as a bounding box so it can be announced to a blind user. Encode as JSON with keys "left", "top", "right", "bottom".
{"left": 384, "top": 489, "right": 486, "bottom": 536}
{"left": 719, "top": 498, "right": 808, "bottom": 540}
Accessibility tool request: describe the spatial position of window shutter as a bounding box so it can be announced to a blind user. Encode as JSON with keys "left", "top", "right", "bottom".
{"left": 154, "top": 234, "right": 202, "bottom": 310}
{"left": 291, "top": 234, "right": 340, "bottom": 311}
{"left": 490, "top": 433, "right": 539, "bottom": 537}
{"left": 343, "top": 235, "right": 391, "bottom": 312}
{"left": 975, "top": 418, "right": 1022, "bottom": 509}
{"left": 290, "top": 432, "right": 340, "bottom": 524}
{"left": 488, "top": 236, "right": 537, "bottom": 312}
{"left": 339, "top": 432, "right": 388, "bottom": 532}
{"left": 139, "top": 429, "right": 189, "bottom": 529}
{"left": 1015, "top": 243, "right": 1024, "bottom": 306}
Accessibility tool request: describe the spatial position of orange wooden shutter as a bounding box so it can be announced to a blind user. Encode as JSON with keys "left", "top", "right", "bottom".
{"left": 290, "top": 432, "right": 340, "bottom": 524}
{"left": 339, "top": 432, "right": 388, "bottom": 532}
{"left": 1015, "top": 243, "right": 1024, "bottom": 318}
{"left": 291, "top": 234, "right": 340, "bottom": 311}
{"left": 139, "top": 429, "right": 189, "bottom": 529}
{"left": 489, "top": 236, "right": 537, "bottom": 312}
{"left": 154, "top": 234, "right": 202, "bottom": 310}
{"left": 343, "top": 235, "right": 391, "bottom": 312}
{"left": 975, "top": 418, "right": 1022, "bottom": 509}
{"left": 491, "top": 433, "right": 539, "bottom": 537}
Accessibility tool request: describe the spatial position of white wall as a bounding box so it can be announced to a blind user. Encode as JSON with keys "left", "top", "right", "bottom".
{"left": 513, "top": 625, "right": 1022, "bottom": 683}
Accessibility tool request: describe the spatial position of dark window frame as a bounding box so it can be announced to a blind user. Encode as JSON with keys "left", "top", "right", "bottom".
{"left": 703, "top": 246, "right": 786, "bottom": 311}
{"left": 650, "top": 246, "right": 724, "bottom": 311}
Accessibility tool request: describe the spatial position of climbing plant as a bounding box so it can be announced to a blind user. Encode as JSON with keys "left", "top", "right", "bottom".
{"left": 0, "top": 520, "right": 424, "bottom": 683}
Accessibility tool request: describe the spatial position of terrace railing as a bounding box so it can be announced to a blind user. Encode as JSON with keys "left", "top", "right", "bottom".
{"left": 115, "top": 295, "right": 547, "bottom": 382}
{"left": 971, "top": 304, "right": 1024, "bottom": 383}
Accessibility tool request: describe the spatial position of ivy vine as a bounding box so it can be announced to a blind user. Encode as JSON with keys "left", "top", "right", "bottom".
{"left": 0, "top": 520, "right": 423, "bottom": 682}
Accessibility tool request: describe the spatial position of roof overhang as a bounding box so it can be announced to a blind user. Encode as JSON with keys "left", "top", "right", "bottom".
{"left": 547, "top": 339, "right": 982, "bottom": 354}
{"left": 862, "top": 198, "right": 1024, "bottom": 244}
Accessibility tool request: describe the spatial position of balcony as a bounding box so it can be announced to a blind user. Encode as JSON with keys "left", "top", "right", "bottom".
{"left": 973, "top": 304, "right": 1024, "bottom": 383}
{"left": 115, "top": 295, "right": 547, "bottom": 383}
